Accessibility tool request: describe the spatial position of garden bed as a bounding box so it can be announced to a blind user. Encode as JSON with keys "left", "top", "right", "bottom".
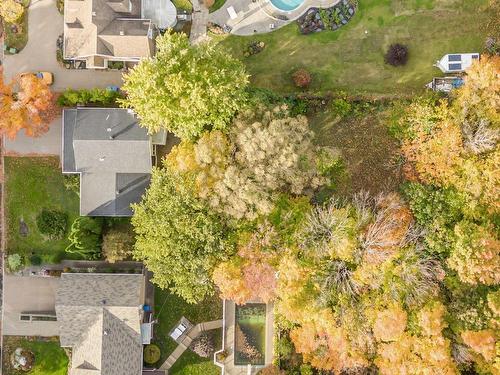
{"left": 297, "top": 0, "right": 356, "bottom": 34}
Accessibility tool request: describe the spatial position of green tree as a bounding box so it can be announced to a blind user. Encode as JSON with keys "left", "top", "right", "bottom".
{"left": 121, "top": 31, "right": 249, "bottom": 140}
{"left": 66, "top": 217, "right": 103, "bottom": 259}
{"left": 131, "top": 168, "right": 235, "bottom": 303}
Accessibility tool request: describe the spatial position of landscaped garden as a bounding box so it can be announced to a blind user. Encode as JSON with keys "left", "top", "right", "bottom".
{"left": 150, "top": 287, "right": 222, "bottom": 372}
{"left": 216, "top": 0, "right": 489, "bottom": 95}
{"left": 2, "top": 336, "right": 68, "bottom": 375}
{"left": 4, "top": 157, "right": 81, "bottom": 268}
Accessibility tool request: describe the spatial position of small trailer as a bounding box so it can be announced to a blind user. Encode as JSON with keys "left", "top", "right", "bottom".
{"left": 426, "top": 76, "right": 465, "bottom": 93}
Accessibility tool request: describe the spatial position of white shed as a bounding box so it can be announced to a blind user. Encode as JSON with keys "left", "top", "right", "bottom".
{"left": 434, "top": 53, "right": 480, "bottom": 73}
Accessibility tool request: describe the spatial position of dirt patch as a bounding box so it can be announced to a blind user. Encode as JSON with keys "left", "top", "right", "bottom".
{"left": 310, "top": 108, "right": 402, "bottom": 197}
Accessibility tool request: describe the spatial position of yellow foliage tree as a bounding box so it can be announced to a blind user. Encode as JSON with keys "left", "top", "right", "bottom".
{"left": 0, "top": 0, "right": 24, "bottom": 23}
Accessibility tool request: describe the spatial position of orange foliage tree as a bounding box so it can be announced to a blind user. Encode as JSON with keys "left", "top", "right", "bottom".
{"left": 0, "top": 71, "right": 56, "bottom": 139}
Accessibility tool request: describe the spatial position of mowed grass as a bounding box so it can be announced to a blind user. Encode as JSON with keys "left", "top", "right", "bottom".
{"left": 217, "top": 0, "right": 489, "bottom": 95}
{"left": 2, "top": 337, "right": 68, "bottom": 375}
{"left": 152, "top": 287, "right": 222, "bottom": 370}
{"left": 4, "top": 157, "right": 81, "bottom": 265}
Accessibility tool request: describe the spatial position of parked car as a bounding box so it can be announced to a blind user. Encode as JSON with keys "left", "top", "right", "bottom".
{"left": 20, "top": 71, "right": 54, "bottom": 85}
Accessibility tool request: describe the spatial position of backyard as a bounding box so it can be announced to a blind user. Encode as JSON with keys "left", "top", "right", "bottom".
{"left": 217, "top": 0, "right": 489, "bottom": 95}
{"left": 2, "top": 337, "right": 68, "bottom": 375}
{"left": 4, "top": 157, "right": 81, "bottom": 266}
{"left": 151, "top": 287, "right": 222, "bottom": 374}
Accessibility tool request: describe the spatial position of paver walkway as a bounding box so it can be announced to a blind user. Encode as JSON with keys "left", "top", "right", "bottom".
{"left": 190, "top": 0, "right": 210, "bottom": 44}
{"left": 159, "top": 319, "right": 223, "bottom": 372}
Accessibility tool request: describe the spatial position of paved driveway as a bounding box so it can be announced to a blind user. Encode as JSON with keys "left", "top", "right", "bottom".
{"left": 2, "top": 275, "right": 61, "bottom": 337}
{"left": 2, "top": 0, "right": 122, "bottom": 91}
{"left": 2, "top": 0, "right": 124, "bottom": 153}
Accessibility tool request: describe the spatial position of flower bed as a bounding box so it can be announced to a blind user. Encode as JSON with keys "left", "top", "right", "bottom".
{"left": 297, "top": 0, "right": 356, "bottom": 35}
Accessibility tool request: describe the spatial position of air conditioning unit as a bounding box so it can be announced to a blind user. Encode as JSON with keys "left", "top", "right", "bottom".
{"left": 119, "top": 30, "right": 125, "bottom": 35}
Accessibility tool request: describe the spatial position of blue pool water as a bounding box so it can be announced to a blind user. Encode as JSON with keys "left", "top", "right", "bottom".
{"left": 270, "top": 0, "right": 304, "bottom": 11}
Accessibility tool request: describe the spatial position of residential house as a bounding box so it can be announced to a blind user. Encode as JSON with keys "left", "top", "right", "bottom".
{"left": 62, "top": 107, "right": 165, "bottom": 217}
{"left": 2, "top": 273, "right": 152, "bottom": 375}
{"left": 63, "top": 0, "right": 177, "bottom": 69}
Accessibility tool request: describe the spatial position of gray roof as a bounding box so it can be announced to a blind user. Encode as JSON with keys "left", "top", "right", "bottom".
{"left": 56, "top": 273, "right": 145, "bottom": 375}
{"left": 142, "top": 0, "right": 177, "bottom": 29}
{"left": 63, "top": 108, "right": 152, "bottom": 216}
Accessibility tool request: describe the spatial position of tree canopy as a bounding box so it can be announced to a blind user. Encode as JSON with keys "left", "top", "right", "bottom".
{"left": 121, "top": 32, "right": 249, "bottom": 140}
{"left": 0, "top": 71, "right": 56, "bottom": 139}
{"left": 131, "top": 167, "right": 235, "bottom": 303}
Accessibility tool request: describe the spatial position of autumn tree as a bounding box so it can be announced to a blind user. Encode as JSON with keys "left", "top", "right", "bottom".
{"left": 102, "top": 224, "right": 135, "bottom": 263}
{"left": 0, "top": 71, "right": 55, "bottom": 138}
{"left": 0, "top": 0, "right": 24, "bottom": 23}
{"left": 121, "top": 31, "right": 248, "bottom": 140}
{"left": 167, "top": 106, "right": 330, "bottom": 220}
{"left": 131, "top": 168, "right": 234, "bottom": 303}
{"left": 213, "top": 224, "right": 278, "bottom": 304}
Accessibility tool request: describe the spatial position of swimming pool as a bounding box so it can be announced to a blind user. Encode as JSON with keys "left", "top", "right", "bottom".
{"left": 270, "top": 0, "right": 304, "bottom": 11}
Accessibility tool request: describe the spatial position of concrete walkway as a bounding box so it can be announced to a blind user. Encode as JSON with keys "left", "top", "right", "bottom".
{"left": 159, "top": 319, "right": 223, "bottom": 371}
{"left": 190, "top": 0, "right": 210, "bottom": 44}
{"left": 2, "top": 0, "right": 122, "bottom": 91}
{"left": 209, "top": 0, "right": 340, "bottom": 35}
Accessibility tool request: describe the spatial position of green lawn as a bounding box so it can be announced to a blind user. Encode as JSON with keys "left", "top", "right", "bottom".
{"left": 151, "top": 287, "right": 222, "bottom": 372}
{"left": 217, "top": 0, "right": 489, "bottom": 95}
{"left": 4, "top": 157, "right": 81, "bottom": 265}
{"left": 2, "top": 337, "right": 68, "bottom": 375}
{"left": 172, "top": 0, "right": 193, "bottom": 12}
{"left": 209, "top": 0, "right": 226, "bottom": 13}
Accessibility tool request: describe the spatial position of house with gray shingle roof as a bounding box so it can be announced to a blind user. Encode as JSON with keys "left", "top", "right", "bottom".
{"left": 55, "top": 273, "right": 146, "bottom": 375}
{"left": 62, "top": 107, "right": 165, "bottom": 217}
{"left": 63, "top": 0, "right": 177, "bottom": 69}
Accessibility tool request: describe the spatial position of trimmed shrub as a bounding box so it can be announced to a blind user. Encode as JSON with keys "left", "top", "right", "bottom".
{"left": 385, "top": 43, "right": 409, "bottom": 66}
{"left": 7, "top": 254, "right": 23, "bottom": 272}
{"left": 63, "top": 175, "right": 80, "bottom": 196}
{"left": 276, "top": 336, "right": 293, "bottom": 360}
{"left": 292, "top": 69, "right": 312, "bottom": 88}
{"left": 144, "top": 344, "right": 161, "bottom": 364}
{"left": 102, "top": 225, "right": 135, "bottom": 263}
{"left": 29, "top": 254, "right": 42, "bottom": 266}
{"left": 57, "top": 88, "right": 123, "bottom": 107}
{"left": 36, "top": 209, "right": 68, "bottom": 239}
{"left": 65, "top": 217, "right": 103, "bottom": 259}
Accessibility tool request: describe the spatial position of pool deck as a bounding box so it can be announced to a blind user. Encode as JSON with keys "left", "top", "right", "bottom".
{"left": 209, "top": 0, "right": 341, "bottom": 35}
{"left": 216, "top": 300, "right": 274, "bottom": 375}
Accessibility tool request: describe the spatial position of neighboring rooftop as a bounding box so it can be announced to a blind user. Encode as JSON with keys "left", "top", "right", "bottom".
{"left": 63, "top": 0, "right": 155, "bottom": 67}
{"left": 62, "top": 107, "right": 152, "bottom": 216}
{"left": 55, "top": 273, "right": 145, "bottom": 375}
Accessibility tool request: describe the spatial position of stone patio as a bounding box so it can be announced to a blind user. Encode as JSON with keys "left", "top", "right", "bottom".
{"left": 209, "top": 0, "right": 341, "bottom": 35}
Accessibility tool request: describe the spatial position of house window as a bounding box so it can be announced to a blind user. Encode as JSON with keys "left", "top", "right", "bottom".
{"left": 19, "top": 313, "right": 57, "bottom": 322}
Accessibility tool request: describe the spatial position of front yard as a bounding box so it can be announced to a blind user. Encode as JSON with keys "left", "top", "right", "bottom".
{"left": 151, "top": 287, "right": 222, "bottom": 374}
{"left": 4, "top": 157, "right": 81, "bottom": 266}
{"left": 2, "top": 336, "right": 68, "bottom": 375}
{"left": 217, "top": 0, "right": 489, "bottom": 95}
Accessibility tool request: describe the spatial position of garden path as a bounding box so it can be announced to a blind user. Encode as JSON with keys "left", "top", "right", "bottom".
{"left": 190, "top": 0, "right": 210, "bottom": 45}
{"left": 159, "top": 319, "right": 223, "bottom": 372}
